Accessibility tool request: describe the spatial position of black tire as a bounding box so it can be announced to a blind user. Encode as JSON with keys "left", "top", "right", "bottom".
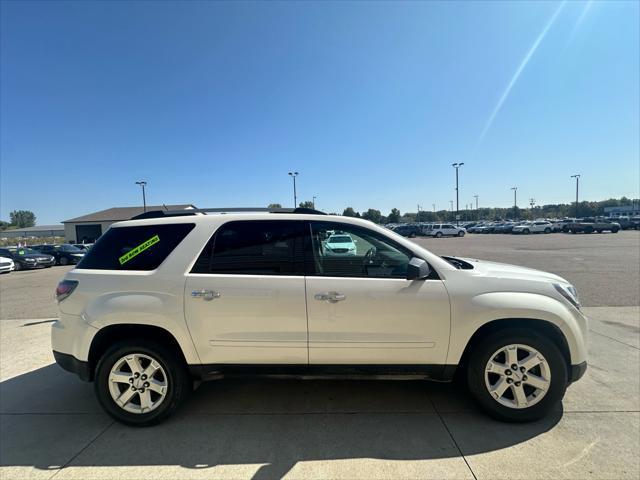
{"left": 544, "top": 228, "right": 551, "bottom": 234}
{"left": 466, "top": 328, "right": 568, "bottom": 422}
{"left": 458, "top": 231, "right": 465, "bottom": 237}
{"left": 94, "top": 339, "right": 190, "bottom": 427}
{"left": 59, "top": 257, "right": 69, "bottom": 266}
{"left": 523, "top": 229, "right": 530, "bottom": 234}
{"left": 435, "top": 231, "right": 443, "bottom": 238}
{"left": 611, "top": 228, "right": 619, "bottom": 233}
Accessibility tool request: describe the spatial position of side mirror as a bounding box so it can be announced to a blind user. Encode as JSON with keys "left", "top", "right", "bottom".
{"left": 406, "top": 257, "right": 431, "bottom": 280}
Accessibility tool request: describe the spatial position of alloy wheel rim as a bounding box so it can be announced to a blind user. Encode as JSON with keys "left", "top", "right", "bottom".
{"left": 108, "top": 353, "right": 168, "bottom": 414}
{"left": 484, "top": 343, "right": 551, "bottom": 409}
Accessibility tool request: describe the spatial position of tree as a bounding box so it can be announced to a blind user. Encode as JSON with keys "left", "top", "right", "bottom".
{"left": 9, "top": 210, "right": 36, "bottom": 227}
{"left": 267, "top": 203, "right": 282, "bottom": 209}
{"left": 299, "top": 201, "right": 314, "bottom": 209}
{"left": 0, "top": 220, "right": 10, "bottom": 230}
{"left": 361, "top": 208, "right": 382, "bottom": 224}
{"left": 343, "top": 207, "right": 358, "bottom": 217}
{"left": 387, "top": 208, "right": 401, "bottom": 223}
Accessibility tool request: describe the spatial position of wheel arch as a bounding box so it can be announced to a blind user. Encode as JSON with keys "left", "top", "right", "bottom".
{"left": 456, "top": 318, "right": 572, "bottom": 374}
{"left": 87, "top": 324, "right": 189, "bottom": 381}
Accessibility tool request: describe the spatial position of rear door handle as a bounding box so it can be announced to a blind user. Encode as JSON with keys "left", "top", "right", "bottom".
{"left": 314, "top": 291, "right": 346, "bottom": 303}
{"left": 191, "top": 289, "right": 221, "bottom": 301}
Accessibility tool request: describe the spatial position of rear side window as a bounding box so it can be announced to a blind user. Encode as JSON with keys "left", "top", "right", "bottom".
{"left": 191, "top": 220, "right": 305, "bottom": 275}
{"left": 77, "top": 223, "right": 195, "bottom": 271}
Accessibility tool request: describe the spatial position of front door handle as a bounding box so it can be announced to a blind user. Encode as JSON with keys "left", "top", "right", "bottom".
{"left": 191, "top": 289, "right": 221, "bottom": 301}
{"left": 314, "top": 291, "right": 346, "bottom": 303}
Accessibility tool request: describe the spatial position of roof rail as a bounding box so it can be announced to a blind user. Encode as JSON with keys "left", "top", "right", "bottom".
{"left": 130, "top": 207, "right": 326, "bottom": 220}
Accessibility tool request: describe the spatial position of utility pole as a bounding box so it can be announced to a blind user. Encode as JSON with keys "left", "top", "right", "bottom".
{"left": 511, "top": 187, "right": 518, "bottom": 219}
{"left": 432, "top": 204, "right": 436, "bottom": 221}
{"left": 452, "top": 163, "right": 464, "bottom": 225}
{"left": 571, "top": 174, "right": 581, "bottom": 218}
{"left": 417, "top": 204, "right": 421, "bottom": 222}
{"left": 135, "top": 181, "right": 147, "bottom": 212}
{"left": 312, "top": 196, "right": 317, "bottom": 210}
{"left": 288, "top": 172, "right": 299, "bottom": 207}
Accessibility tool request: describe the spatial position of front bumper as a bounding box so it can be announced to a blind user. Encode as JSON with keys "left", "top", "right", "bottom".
{"left": 53, "top": 351, "right": 92, "bottom": 381}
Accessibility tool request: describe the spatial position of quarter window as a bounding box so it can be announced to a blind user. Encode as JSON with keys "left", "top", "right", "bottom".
{"left": 77, "top": 223, "right": 195, "bottom": 271}
{"left": 308, "top": 222, "right": 412, "bottom": 278}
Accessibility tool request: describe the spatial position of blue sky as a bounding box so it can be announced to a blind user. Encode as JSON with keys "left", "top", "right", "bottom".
{"left": 1, "top": 0, "right": 638, "bottom": 223}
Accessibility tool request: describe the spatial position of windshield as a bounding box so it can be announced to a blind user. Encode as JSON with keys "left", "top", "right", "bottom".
{"left": 8, "top": 247, "right": 39, "bottom": 255}
{"left": 328, "top": 235, "right": 352, "bottom": 243}
{"left": 57, "top": 244, "right": 83, "bottom": 253}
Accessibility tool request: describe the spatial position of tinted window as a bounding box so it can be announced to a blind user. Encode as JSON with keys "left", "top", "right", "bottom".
{"left": 78, "top": 223, "right": 195, "bottom": 271}
{"left": 191, "top": 220, "right": 305, "bottom": 275}
{"left": 309, "top": 221, "right": 412, "bottom": 278}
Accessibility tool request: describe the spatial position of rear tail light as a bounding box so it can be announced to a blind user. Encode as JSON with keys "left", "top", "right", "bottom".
{"left": 56, "top": 280, "right": 78, "bottom": 303}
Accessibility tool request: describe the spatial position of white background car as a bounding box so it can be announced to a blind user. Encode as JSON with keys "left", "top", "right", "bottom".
{"left": 0, "top": 256, "right": 15, "bottom": 273}
{"left": 51, "top": 209, "right": 587, "bottom": 426}
{"left": 512, "top": 221, "right": 553, "bottom": 234}
{"left": 430, "top": 223, "right": 466, "bottom": 237}
{"left": 323, "top": 233, "right": 357, "bottom": 256}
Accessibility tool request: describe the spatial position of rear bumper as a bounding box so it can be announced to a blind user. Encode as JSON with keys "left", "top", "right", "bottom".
{"left": 570, "top": 361, "right": 587, "bottom": 383}
{"left": 53, "top": 351, "right": 92, "bottom": 381}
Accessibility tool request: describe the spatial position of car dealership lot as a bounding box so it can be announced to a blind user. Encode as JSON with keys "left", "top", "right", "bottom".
{"left": 1, "top": 232, "right": 638, "bottom": 479}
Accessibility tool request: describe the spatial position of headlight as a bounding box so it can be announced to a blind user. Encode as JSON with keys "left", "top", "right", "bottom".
{"left": 553, "top": 283, "right": 580, "bottom": 309}
{"left": 24, "top": 258, "right": 36, "bottom": 262}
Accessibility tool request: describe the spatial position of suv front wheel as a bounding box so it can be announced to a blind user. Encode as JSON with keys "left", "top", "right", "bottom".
{"left": 94, "top": 340, "right": 190, "bottom": 426}
{"left": 466, "top": 328, "right": 567, "bottom": 422}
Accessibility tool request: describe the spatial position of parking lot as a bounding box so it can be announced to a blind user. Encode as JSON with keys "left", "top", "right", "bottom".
{"left": 1, "top": 231, "right": 638, "bottom": 479}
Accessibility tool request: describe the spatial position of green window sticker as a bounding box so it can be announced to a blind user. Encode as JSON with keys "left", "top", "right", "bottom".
{"left": 119, "top": 235, "right": 160, "bottom": 265}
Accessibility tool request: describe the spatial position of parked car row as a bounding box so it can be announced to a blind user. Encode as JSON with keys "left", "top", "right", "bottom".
{"left": 385, "top": 216, "right": 637, "bottom": 239}
{"left": 0, "top": 243, "right": 93, "bottom": 272}
{"left": 465, "top": 217, "right": 626, "bottom": 235}
{"left": 388, "top": 223, "right": 466, "bottom": 238}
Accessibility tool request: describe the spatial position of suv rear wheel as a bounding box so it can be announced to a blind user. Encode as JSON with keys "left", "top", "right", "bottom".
{"left": 94, "top": 340, "right": 190, "bottom": 426}
{"left": 466, "top": 328, "right": 567, "bottom": 422}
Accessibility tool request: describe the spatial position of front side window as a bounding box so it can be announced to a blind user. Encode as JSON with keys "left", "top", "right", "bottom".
{"left": 309, "top": 222, "right": 412, "bottom": 278}
{"left": 191, "top": 220, "right": 305, "bottom": 275}
{"left": 78, "top": 223, "right": 195, "bottom": 271}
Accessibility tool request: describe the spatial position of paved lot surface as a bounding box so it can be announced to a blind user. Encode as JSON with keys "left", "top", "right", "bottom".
{"left": 0, "top": 232, "right": 639, "bottom": 479}
{"left": 412, "top": 230, "right": 640, "bottom": 307}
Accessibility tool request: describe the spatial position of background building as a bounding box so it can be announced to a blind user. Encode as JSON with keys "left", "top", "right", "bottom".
{"left": 0, "top": 225, "right": 65, "bottom": 239}
{"left": 604, "top": 205, "right": 640, "bottom": 218}
{"left": 62, "top": 204, "right": 195, "bottom": 242}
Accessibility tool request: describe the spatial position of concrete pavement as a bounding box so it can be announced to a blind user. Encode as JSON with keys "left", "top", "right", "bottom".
{"left": 1, "top": 306, "right": 638, "bottom": 479}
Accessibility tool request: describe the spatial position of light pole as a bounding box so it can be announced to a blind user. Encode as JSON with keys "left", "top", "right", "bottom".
{"left": 474, "top": 194, "right": 479, "bottom": 220}
{"left": 417, "top": 204, "right": 421, "bottom": 222}
{"left": 449, "top": 200, "right": 454, "bottom": 220}
{"left": 288, "top": 172, "right": 299, "bottom": 207}
{"left": 511, "top": 187, "right": 518, "bottom": 219}
{"left": 312, "top": 196, "right": 317, "bottom": 209}
{"left": 571, "top": 174, "right": 581, "bottom": 218}
{"left": 452, "top": 163, "right": 464, "bottom": 225}
{"left": 135, "top": 181, "right": 147, "bottom": 212}
{"left": 432, "top": 204, "right": 436, "bottom": 221}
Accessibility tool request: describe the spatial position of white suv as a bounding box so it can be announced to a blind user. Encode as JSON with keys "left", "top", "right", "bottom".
{"left": 512, "top": 221, "right": 553, "bottom": 234}
{"left": 52, "top": 208, "right": 587, "bottom": 426}
{"left": 430, "top": 224, "right": 466, "bottom": 237}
